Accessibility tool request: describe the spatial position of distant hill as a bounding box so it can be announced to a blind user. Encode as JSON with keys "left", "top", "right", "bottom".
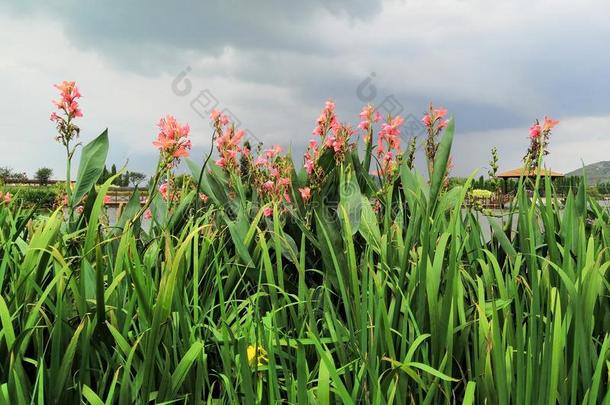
{"left": 565, "top": 161, "right": 610, "bottom": 184}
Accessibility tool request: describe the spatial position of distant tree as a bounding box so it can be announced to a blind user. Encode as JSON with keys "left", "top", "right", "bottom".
{"left": 0, "top": 167, "right": 28, "bottom": 182}
{"left": 35, "top": 167, "right": 53, "bottom": 186}
{"left": 0, "top": 167, "right": 13, "bottom": 182}
{"left": 110, "top": 164, "right": 120, "bottom": 186}
{"left": 128, "top": 171, "right": 147, "bottom": 187}
{"left": 98, "top": 165, "right": 110, "bottom": 185}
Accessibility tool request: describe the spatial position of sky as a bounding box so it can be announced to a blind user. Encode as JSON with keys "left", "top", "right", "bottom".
{"left": 2, "top": 0, "right": 610, "bottom": 179}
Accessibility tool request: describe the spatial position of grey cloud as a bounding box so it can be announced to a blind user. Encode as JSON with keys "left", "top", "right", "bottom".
{"left": 3, "top": 0, "right": 610, "bottom": 178}
{"left": 1, "top": 0, "right": 382, "bottom": 74}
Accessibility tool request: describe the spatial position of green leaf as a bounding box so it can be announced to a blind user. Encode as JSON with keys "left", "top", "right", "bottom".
{"left": 115, "top": 188, "right": 141, "bottom": 232}
{"left": 429, "top": 118, "right": 454, "bottom": 208}
{"left": 166, "top": 341, "right": 203, "bottom": 399}
{"left": 82, "top": 385, "right": 105, "bottom": 405}
{"left": 339, "top": 167, "right": 362, "bottom": 234}
{"left": 71, "top": 129, "right": 109, "bottom": 207}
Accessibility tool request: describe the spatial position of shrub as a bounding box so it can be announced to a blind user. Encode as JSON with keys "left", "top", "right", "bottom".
{"left": 470, "top": 188, "right": 493, "bottom": 199}
{"left": 3, "top": 186, "right": 60, "bottom": 209}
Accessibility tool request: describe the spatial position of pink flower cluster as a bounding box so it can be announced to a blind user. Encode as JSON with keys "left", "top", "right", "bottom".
{"left": 304, "top": 140, "right": 320, "bottom": 175}
{"left": 529, "top": 116, "right": 559, "bottom": 139}
{"left": 0, "top": 191, "right": 12, "bottom": 204}
{"left": 308, "top": 100, "right": 355, "bottom": 168}
{"left": 422, "top": 104, "right": 450, "bottom": 177}
{"left": 153, "top": 115, "right": 191, "bottom": 160}
{"left": 210, "top": 109, "right": 246, "bottom": 172}
{"left": 358, "top": 104, "right": 382, "bottom": 140}
{"left": 524, "top": 115, "right": 559, "bottom": 169}
{"left": 312, "top": 100, "right": 339, "bottom": 136}
{"left": 211, "top": 110, "right": 230, "bottom": 127}
{"left": 422, "top": 106, "right": 449, "bottom": 130}
{"left": 50, "top": 81, "right": 83, "bottom": 145}
{"left": 324, "top": 123, "right": 355, "bottom": 158}
{"left": 376, "top": 115, "right": 405, "bottom": 177}
{"left": 251, "top": 145, "right": 293, "bottom": 216}
{"left": 50, "top": 81, "right": 83, "bottom": 121}
{"left": 298, "top": 187, "right": 311, "bottom": 202}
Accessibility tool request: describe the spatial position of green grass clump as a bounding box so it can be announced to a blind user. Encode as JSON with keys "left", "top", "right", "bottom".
{"left": 0, "top": 119, "right": 609, "bottom": 404}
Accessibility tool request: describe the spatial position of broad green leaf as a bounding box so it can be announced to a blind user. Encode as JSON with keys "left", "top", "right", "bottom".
{"left": 71, "top": 129, "right": 109, "bottom": 207}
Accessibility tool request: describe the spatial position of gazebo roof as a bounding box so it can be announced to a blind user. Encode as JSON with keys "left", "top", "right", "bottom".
{"left": 497, "top": 167, "right": 564, "bottom": 178}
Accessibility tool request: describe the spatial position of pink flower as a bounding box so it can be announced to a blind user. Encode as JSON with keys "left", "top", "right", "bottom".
{"left": 264, "top": 145, "right": 282, "bottom": 158}
{"left": 543, "top": 116, "right": 559, "bottom": 131}
{"left": 304, "top": 158, "right": 315, "bottom": 175}
{"left": 377, "top": 115, "right": 405, "bottom": 177}
{"left": 52, "top": 81, "right": 83, "bottom": 119}
{"left": 144, "top": 209, "right": 153, "bottom": 220}
{"left": 434, "top": 108, "right": 448, "bottom": 118}
{"left": 332, "top": 135, "right": 346, "bottom": 152}
{"left": 153, "top": 115, "right": 191, "bottom": 160}
{"left": 214, "top": 125, "right": 246, "bottom": 173}
{"left": 313, "top": 99, "right": 339, "bottom": 137}
{"left": 358, "top": 105, "right": 381, "bottom": 130}
{"left": 263, "top": 181, "right": 275, "bottom": 191}
{"left": 75, "top": 205, "right": 84, "bottom": 215}
{"left": 263, "top": 207, "right": 273, "bottom": 217}
{"left": 159, "top": 183, "right": 169, "bottom": 200}
{"left": 210, "top": 109, "right": 221, "bottom": 121}
{"left": 359, "top": 105, "right": 375, "bottom": 120}
{"left": 529, "top": 123, "right": 541, "bottom": 139}
{"left": 198, "top": 193, "right": 209, "bottom": 203}
{"left": 103, "top": 195, "right": 112, "bottom": 205}
{"left": 299, "top": 187, "right": 311, "bottom": 202}
{"left": 422, "top": 104, "right": 448, "bottom": 129}
{"left": 422, "top": 114, "right": 432, "bottom": 127}
{"left": 3, "top": 192, "right": 12, "bottom": 204}
{"left": 210, "top": 109, "right": 230, "bottom": 126}
{"left": 255, "top": 156, "right": 268, "bottom": 166}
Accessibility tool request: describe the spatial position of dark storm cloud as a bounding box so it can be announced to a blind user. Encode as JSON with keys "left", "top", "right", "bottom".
{"left": 1, "top": 0, "right": 382, "bottom": 73}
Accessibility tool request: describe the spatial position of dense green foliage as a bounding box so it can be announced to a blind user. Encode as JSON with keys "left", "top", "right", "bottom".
{"left": 2, "top": 186, "right": 60, "bottom": 209}
{"left": 1, "top": 123, "right": 609, "bottom": 404}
